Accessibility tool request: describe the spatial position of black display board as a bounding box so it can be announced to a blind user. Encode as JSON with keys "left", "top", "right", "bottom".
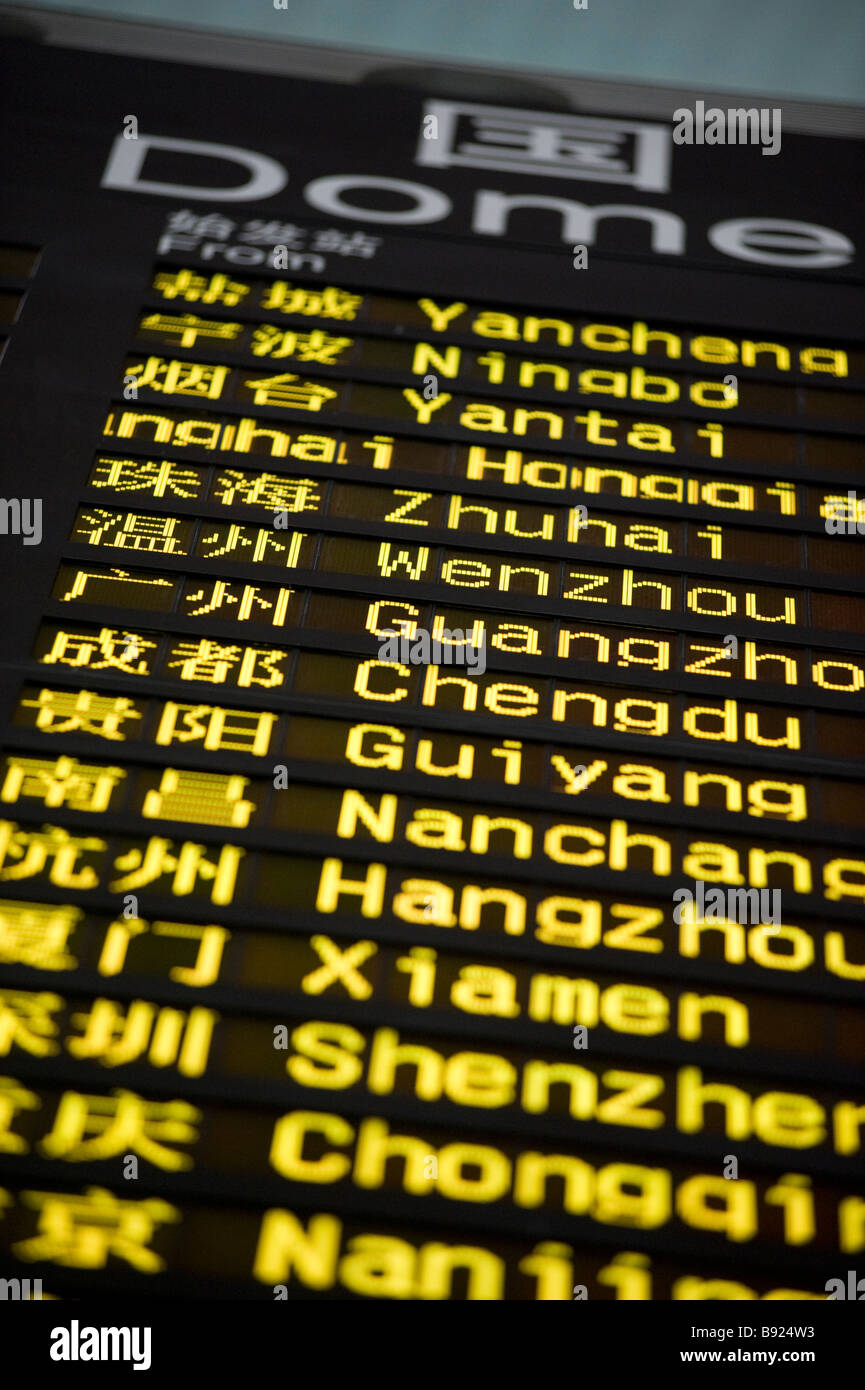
{"left": 0, "top": 37, "right": 863, "bottom": 1305}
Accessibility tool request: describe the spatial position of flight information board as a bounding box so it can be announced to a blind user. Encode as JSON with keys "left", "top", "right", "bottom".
{"left": 0, "top": 36, "right": 863, "bottom": 1304}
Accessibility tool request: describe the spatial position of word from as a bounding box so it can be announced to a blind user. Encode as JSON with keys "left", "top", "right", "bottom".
{"left": 159, "top": 207, "right": 380, "bottom": 261}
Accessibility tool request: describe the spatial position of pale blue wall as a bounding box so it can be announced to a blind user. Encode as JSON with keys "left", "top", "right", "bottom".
{"left": 12, "top": 0, "right": 865, "bottom": 104}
